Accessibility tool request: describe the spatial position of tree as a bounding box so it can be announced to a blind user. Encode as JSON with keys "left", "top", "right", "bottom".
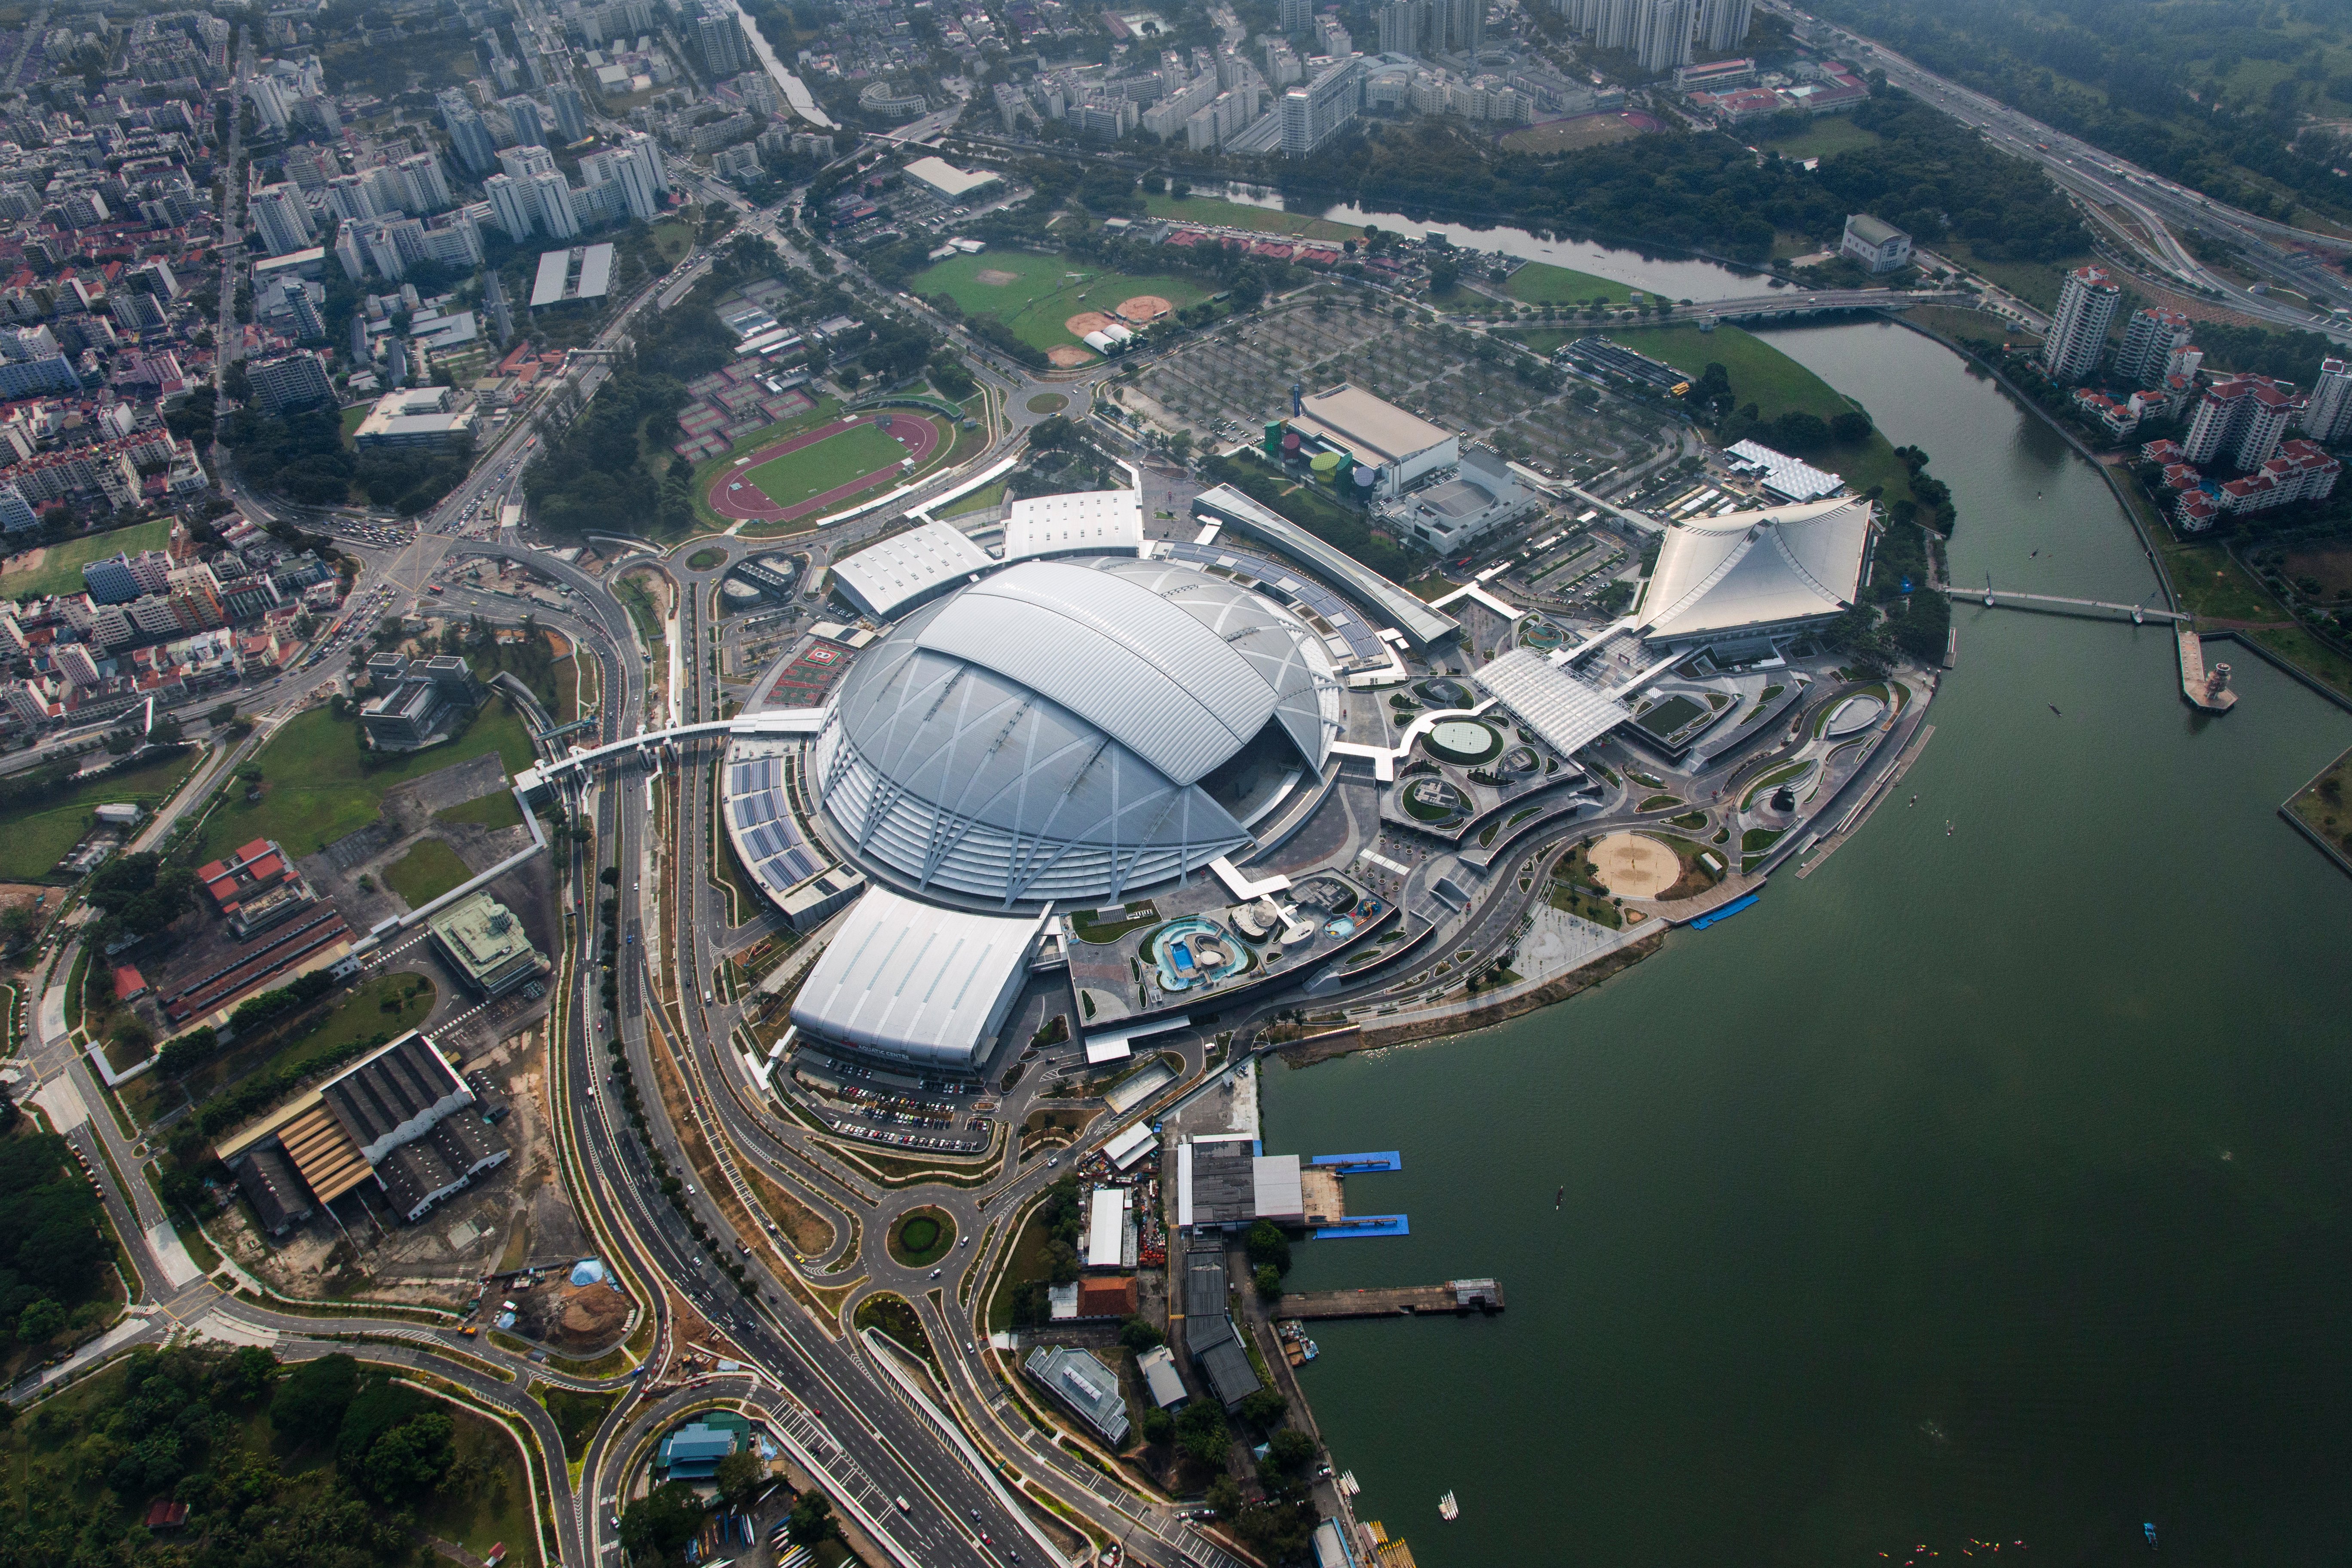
{"left": 362, "top": 1412, "right": 456, "bottom": 1500}
{"left": 1254, "top": 1262, "right": 1283, "bottom": 1299}
{"left": 273, "top": 1352, "right": 361, "bottom": 1446}
{"left": 1768, "top": 410, "right": 1833, "bottom": 452}
{"left": 621, "top": 1480, "right": 705, "bottom": 1562}
{"left": 1118, "top": 1315, "right": 1164, "bottom": 1352}
{"left": 1205, "top": 1473, "right": 1243, "bottom": 1517}
{"left": 1830, "top": 409, "right": 1872, "bottom": 444}
{"left": 1266, "top": 1426, "right": 1316, "bottom": 1475}
{"left": 159, "top": 1026, "right": 219, "bottom": 1077}
{"left": 1245, "top": 1219, "right": 1291, "bottom": 1275}
{"left": 1140, "top": 1406, "right": 1174, "bottom": 1445}
{"left": 15, "top": 1297, "right": 65, "bottom": 1343}
{"left": 714, "top": 1448, "right": 763, "bottom": 1508}
{"left": 1238, "top": 1386, "right": 1289, "bottom": 1429}
{"left": 787, "top": 1489, "right": 839, "bottom": 1546}
{"left": 1176, "top": 1398, "right": 1230, "bottom": 1469}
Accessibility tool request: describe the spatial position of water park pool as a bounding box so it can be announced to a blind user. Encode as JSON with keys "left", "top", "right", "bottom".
{"left": 1151, "top": 916, "right": 1246, "bottom": 991}
{"left": 1325, "top": 915, "right": 1357, "bottom": 939}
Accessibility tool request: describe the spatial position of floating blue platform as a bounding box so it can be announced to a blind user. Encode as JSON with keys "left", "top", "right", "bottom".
{"left": 1311, "top": 1151, "right": 1402, "bottom": 1173}
{"left": 1315, "top": 1215, "right": 1409, "bottom": 1238}
{"left": 1689, "top": 893, "right": 1759, "bottom": 930}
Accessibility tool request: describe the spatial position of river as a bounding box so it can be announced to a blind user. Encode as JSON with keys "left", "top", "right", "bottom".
{"left": 1262, "top": 318, "right": 2352, "bottom": 1565}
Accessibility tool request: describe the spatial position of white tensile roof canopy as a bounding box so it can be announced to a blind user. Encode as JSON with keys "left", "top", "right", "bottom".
{"left": 1639, "top": 494, "right": 1875, "bottom": 644}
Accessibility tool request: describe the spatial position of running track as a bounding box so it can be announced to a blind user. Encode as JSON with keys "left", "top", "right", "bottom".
{"left": 705, "top": 413, "right": 944, "bottom": 524}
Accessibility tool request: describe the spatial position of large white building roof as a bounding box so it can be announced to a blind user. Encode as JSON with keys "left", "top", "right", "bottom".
{"left": 1191, "top": 483, "right": 1460, "bottom": 647}
{"left": 1294, "top": 383, "right": 1453, "bottom": 465}
{"left": 788, "top": 884, "right": 1042, "bottom": 1066}
{"left": 815, "top": 556, "right": 1338, "bottom": 906}
{"left": 1471, "top": 647, "right": 1631, "bottom": 758}
{"left": 904, "top": 156, "right": 1002, "bottom": 197}
{"left": 1724, "top": 439, "right": 1845, "bottom": 503}
{"left": 1639, "top": 495, "right": 1875, "bottom": 645}
{"left": 831, "top": 519, "right": 993, "bottom": 620}
{"left": 999, "top": 488, "right": 1143, "bottom": 563}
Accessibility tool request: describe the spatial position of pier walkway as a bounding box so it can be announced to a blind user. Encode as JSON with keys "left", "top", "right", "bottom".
{"left": 1280, "top": 1280, "right": 1506, "bottom": 1319}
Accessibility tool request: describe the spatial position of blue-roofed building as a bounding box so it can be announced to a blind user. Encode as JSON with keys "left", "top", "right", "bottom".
{"left": 655, "top": 1421, "right": 739, "bottom": 1478}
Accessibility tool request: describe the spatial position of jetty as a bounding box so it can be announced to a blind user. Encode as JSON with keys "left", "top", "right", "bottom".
{"left": 1279, "top": 1279, "right": 1505, "bottom": 1320}
{"left": 2177, "top": 627, "right": 2238, "bottom": 711}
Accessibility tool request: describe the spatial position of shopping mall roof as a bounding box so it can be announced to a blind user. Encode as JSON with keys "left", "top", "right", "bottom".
{"left": 1294, "top": 384, "right": 1453, "bottom": 465}
{"left": 1639, "top": 495, "right": 1874, "bottom": 644}
{"left": 788, "top": 885, "right": 1044, "bottom": 1066}
{"left": 999, "top": 487, "right": 1144, "bottom": 563}
{"left": 830, "top": 519, "right": 992, "bottom": 620}
{"left": 1471, "top": 647, "right": 1631, "bottom": 759}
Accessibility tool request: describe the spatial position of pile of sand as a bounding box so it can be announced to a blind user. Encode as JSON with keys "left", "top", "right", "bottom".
{"left": 552, "top": 1280, "right": 631, "bottom": 1348}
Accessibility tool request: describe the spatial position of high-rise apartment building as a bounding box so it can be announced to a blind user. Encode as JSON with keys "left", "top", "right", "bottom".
{"left": 438, "top": 89, "right": 499, "bottom": 177}
{"left": 247, "top": 350, "right": 335, "bottom": 415}
{"left": 698, "top": 12, "right": 747, "bottom": 76}
{"left": 1376, "top": 0, "right": 1426, "bottom": 54}
{"left": 398, "top": 152, "right": 451, "bottom": 213}
{"left": 1442, "top": 0, "right": 1484, "bottom": 52}
{"left": 2299, "top": 356, "right": 2352, "bottom": 445}
{"left": 531, "top": 170, "right": 580, "bottom": 239}
{"left": 1281, "top": 57, "right": 1360, "bottom": 157}
{"left": 485, "top": 173, "right": 537, "bottom": 239}
{"left": 2114, "top": 306, "right": 2194, "bottom": 388}
{"left": 549, "top": 82, "right": 590, "bottom": 144}
{"left": 501, "top": 95, "right": 547, "bottom": 148}
{"left": 1278, "top": 0, "right": 1313, "bottom": 33}
{"left": 2183, "top": 373, "right": 2300, "bottom": 472}
{"left": 1695, "top": 0, "right": 1752, "bottom": 51}
{"left": 1633, "top": 0, "right": 1693, "bottom": 72}
{"left": 2041, "top": 265, "right": 2120, "bottom": 385}
{"left": 250, "top": 184, "right": 315, "bottom": 257}
{"left": 326, "top": 173, "right": 377, "bottom": 223}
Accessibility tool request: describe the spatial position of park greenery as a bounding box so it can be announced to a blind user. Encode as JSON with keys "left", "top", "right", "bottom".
{"left": 0, "top": 1130, "right": 111, "bottom": 1363}
{"left": 1264, "top": 92, "right": 2088, "bottom": 265}
{"left": 0, "top": 1344, "right": 531, "bottom": 1568}
{"left": 1804, "top": 0, "right": 2352, "bottom": 226}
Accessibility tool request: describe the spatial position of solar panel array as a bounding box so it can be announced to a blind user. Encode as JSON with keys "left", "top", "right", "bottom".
{"left": 723, "top": 745, "right": 828, "bottom": 895}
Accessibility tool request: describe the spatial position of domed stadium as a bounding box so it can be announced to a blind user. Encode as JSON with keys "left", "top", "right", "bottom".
{"left": 809, "top": 556, "right": 1341, "bottom": 908}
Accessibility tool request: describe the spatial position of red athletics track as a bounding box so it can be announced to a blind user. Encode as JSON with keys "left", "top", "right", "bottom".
{"left": 705, "top": 412, "right": 944, "bottom": 524}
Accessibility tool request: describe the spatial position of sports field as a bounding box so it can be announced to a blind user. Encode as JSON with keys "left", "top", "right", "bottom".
{"left": 0, "top": 747, "right": 204, "bottom": 882}
{"left": 911, "top": 251, "right": 1212, "bottom": 358}
{"left": 1505, "top": 260, "right": 1638, "bottom": 306}
{"left": 1500, "top": 113, "right": 1645, "bottom": 156}
{"left": 0, "top": 518, "right": 174, "bottom": 601}
{"left": 708, "top": 412, "right": 946, "bottom": 525}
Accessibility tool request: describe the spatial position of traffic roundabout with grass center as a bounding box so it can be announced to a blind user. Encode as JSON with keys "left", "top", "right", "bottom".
{"left": 887, "top": 1206, "right": 957, "bottom": 1267}
{"left": 1026, "top": 392, "right": 1069, "bottom": 414}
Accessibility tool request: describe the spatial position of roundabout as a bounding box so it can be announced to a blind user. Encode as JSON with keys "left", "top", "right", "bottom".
{"left": 886, "top": 1205, "right": 957, "bottom": 1267}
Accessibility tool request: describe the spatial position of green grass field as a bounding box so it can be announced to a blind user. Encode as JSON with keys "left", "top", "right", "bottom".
{"left": 1755, "top": 113, "right": 1882, "bottom": 161}
{"left": 196, "top": 700, "right": 538, "bottom": 860}
{"left": 1505, "top": 261, "right": 1637, "bottom": 306}
{"left": 1141, "top": 192, "right": 1362, "bottom": 242}
{"left": 437, "top": 787, "right": 525, "bottom": 830}
{"left": 1607, "top": 322, "right": 1915, "bottom": 507}
{"left": 687, "top": 395, "right": 844, "bottom": 533}
{"left": 910, "top": 251, "right": 1213, "bottom": 353}
{"left": 0, "top": 748, "right": 204, "bottom": 882}
{"left": 940, "top": 480, "right": 1006, "bottom": 518}
{"left": 741, "top": 420, "right": 923, "bottom": 511}
{"left": 0, "top": 518, "right": 174, "bottom": 601}
{"left": 340, "top": 404, "right": 369, "bottom": 448}
{"left": 383, "top": 837, "right": 472, "bottom": 906}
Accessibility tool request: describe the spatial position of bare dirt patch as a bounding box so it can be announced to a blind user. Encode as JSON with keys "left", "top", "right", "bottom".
{"left": 1066, "top": 310, "right": 1114, "bottom": 336}
{"left": 1046, "top": 345, "right": 1095, "bottom": 367}
{"left": 1116, "top": 294, "right": 1173, "bottom": 323}
{"left": 974, "top": 267, "right": 1021, "bottom": 286}
{"left": 1588, "top": 832, "right": 1679, "bottom": 898}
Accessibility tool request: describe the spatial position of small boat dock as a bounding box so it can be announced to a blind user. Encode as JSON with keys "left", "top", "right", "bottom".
{"left": 1278, "top": 1278, "right": 1505, "bottom": 1320}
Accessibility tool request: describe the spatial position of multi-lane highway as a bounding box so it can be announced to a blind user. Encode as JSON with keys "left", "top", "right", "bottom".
{"left": 1768, "top": 1, "right": 2352, "bottom": 342}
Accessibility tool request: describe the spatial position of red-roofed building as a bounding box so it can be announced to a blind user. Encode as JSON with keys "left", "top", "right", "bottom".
{"left": 2184, "top": 373, "right": 2302, "bottom": 471}
{"left": 113, "top": 965, "right": 147, "bottom": 1003}
{"left": 144, "top": 1500, "right": 188, "bottom": 1531}
{"left": 1074, "top": 1277, "right": 1139, "bottom": 1318}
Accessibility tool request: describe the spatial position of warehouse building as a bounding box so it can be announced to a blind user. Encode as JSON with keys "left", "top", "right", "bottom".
{"left": 1288, "top": 384, "right": 1458, "bottom": 498}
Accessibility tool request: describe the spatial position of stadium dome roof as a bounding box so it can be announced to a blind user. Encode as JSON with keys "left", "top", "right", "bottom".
{"left": 811, "top": 556, "right": 1338, "bottom": 907}
{"left": 1639, "top": 495, "right": 1874, "bottom": 645}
